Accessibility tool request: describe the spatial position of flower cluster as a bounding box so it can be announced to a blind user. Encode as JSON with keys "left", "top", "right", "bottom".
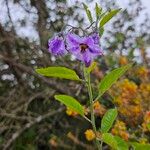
{"left": 136, "top": 66, "right": 149, "bottom": 78}
{"left": 142, "top": 111, "right": 150, "bottom": 132}
{"left": 139, "top": 83, "right": 150, "bottom": 110}
{"left": 107, "top": 64, "right": 150, "bottom": 141}
{"left": 93, "top": 101, "right": 106, "bottom": 117}
{"left": 111, "top": 120, "right": 129, "bottom": 141}
{"left": 66, "top": 107, "right": 78, "bottom": 117}
{"left": 109, "top": 79, "right": 142, "bottom": 126}
{"left": 48, "top": 32, "right": 103, "bottom": 67}
{"left": 66, "top": 106, "right": 89, "bottom": 117}
{"left": 84, "top": 129, "right": 95, "bottom": 141}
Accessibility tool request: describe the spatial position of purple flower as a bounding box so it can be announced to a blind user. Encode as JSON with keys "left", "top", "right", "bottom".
{"left": 48, "top": 36, "right": 66, "bottom": 56}
{"left": 66, "top": 33, "right": 103, "bottom": 67}
{"left": 91, "top": 32, "right": 99, "bottom": 45}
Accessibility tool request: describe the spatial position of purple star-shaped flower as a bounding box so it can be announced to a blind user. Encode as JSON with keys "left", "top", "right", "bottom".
{"left": 48, "top": 36, "right": 66, "bottom": 56}
{"left": 91, "top": 32, "right": 99, "bottom": 45}
{"left": 66, "top": 33, "right": 103, "bottom": 67}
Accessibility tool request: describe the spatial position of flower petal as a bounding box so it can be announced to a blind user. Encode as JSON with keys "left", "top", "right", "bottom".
{"left": 91, "top": 32, "right": 100, "bottom": 44}
{"left": 48, "top": 37, "right": 66, "bottom": 56}
{"left": 89, "top": 45, "right": 103, "bottom": 55}
{"left": 83, "top": 36, "right": 95, "bottom": 47}
{"left": 70, "top": 47, "right": 83, "bottom": 60}
{"left": 82, "top": 51, "right": 92, "bottom": 67}
{"left": 66, "top": 33, "right": 81, "bottom": 48}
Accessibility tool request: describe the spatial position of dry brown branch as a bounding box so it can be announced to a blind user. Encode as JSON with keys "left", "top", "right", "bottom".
{"left": 2, "top": 107, "right": 65, "bottom": 150}
{"left": 67, "top": 132, "right": 94, "bottom": 150}
{"left": 0, "top": 54, "right": 73, "bottom": 95}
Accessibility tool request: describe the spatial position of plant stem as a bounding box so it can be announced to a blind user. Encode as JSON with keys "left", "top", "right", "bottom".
{"left": 83, "top": 67, "right": 102, "bottom": 150}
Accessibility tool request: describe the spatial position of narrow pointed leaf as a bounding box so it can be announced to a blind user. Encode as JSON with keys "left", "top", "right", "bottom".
{"left": 95, "top": 3, "right": 102, "bottom": 19}
{"left": 101, "top": 108, "right": 117, "bottom": 133}
{"left": 54, "top": 95, "right": 84, "bottom": 116}
{"left": 98, "top": 64, "right": 132, "bottom": 96}
{"left": 36, "top": 67, "right": 81, "bottom": 81}
{"left": 100, "top": 9, "right": 121, "bottom": 27}
{"left": 83, "top": 3, "right": 93, "bottom": 23}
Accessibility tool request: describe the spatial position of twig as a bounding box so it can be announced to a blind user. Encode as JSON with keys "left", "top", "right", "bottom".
{"left": 0, "top": 111, "right": 33, "bottom": 121}
{"left": 3, "top": 107, "right": 65, "bottom": 150}
{"left": 67, "top": 132, "right": 93, "bottom": 150}
{"left": 5, "top": 0, "right": 15, "bottom": 33}
{"left": 0, "top": 54, "right": 72, "bottom": 95}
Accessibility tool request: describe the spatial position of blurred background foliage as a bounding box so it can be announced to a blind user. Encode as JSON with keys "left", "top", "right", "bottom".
{"left": 0, "top": 0, "right": 150, "bottom": 149}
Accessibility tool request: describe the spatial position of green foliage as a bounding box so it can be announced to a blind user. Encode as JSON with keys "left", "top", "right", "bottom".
{"left": 1, "top": 0, "right": 150, "bottom": 149}
{"left": 86, "top": 61, "right": 97, "bottom": 73}
{"left": 102, "top": 133, "right": 128, "bottom": 150}
{"left": 83, "top": 3, "right": 93, "bottom": 23}
{"left": 102, "top": 133, "right": 118, "bottom": 149}
{"left": 114, "top": 136, "right": 128, "bottom": 150}
{"left": 100, "top": 9, "right": 121, "bottom": 27}
{"left": 99, "top": 26, "right": 104, "bottom": 36}
{"left": 130, "top": 142, "right": 150, "bottom": 150}
{"left": 36, "top": 67, "right": 81, "bottom": 81}
{"left": 101, "top": 108, "right": 118, "bottom": 133}
{"left": 147, "top": 123, "right": 150, "bottom": 131}
{"left": 54, "top": 95, "right": 84, "bottom": 116}
{"left": 98, "top": 64, "right": 132, "bottom": 96}
{"left": 95, "top": 3, "right": 102, "bottom": 19}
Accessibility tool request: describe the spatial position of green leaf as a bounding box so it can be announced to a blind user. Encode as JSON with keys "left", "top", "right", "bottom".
{"left": 54, "top": 95, "right": 84, "bottom": 116}
{"left": 147, "top": 123, "right": 150, "bottom": 131}
{"left": 100, "top": 9, "right": 121, "bottom": 27}
{"left": 102, "top": 133, "right": 118, "bottom": 149}
{"left": 100, "top": 11, "right": 107, "bottom": 19}
{"left": 114, "top": 136, "right": 128, "bottom": 150}
{"left": 83, "top": 3, "right": 93, "bottom": 23}
{"left": 95, "top": 3, "right": 102, "bottom": 19}
{"left": 36, "top": 67, "right": 81, "bottom": 81}
{"left": 99, "top": 27, "right": 104, "bottom": 36}
{"left": 130, "top": 142, "right": 150, "bottom": 150}
{"left": 86, "top": 61, "right": 97, "bottom": 73}
{"left": 102, "top": 134, "right": 129, "bottom": 150}
{"left": 98, "top": 64, "right": 132, "bottom": 96}
{"left": 101, "top": 108, "right": 118, "bottom": 133}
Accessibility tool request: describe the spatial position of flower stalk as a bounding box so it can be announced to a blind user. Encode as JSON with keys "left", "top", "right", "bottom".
{"left": 83, "top": 66, "right": 102, "bottom": 150}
